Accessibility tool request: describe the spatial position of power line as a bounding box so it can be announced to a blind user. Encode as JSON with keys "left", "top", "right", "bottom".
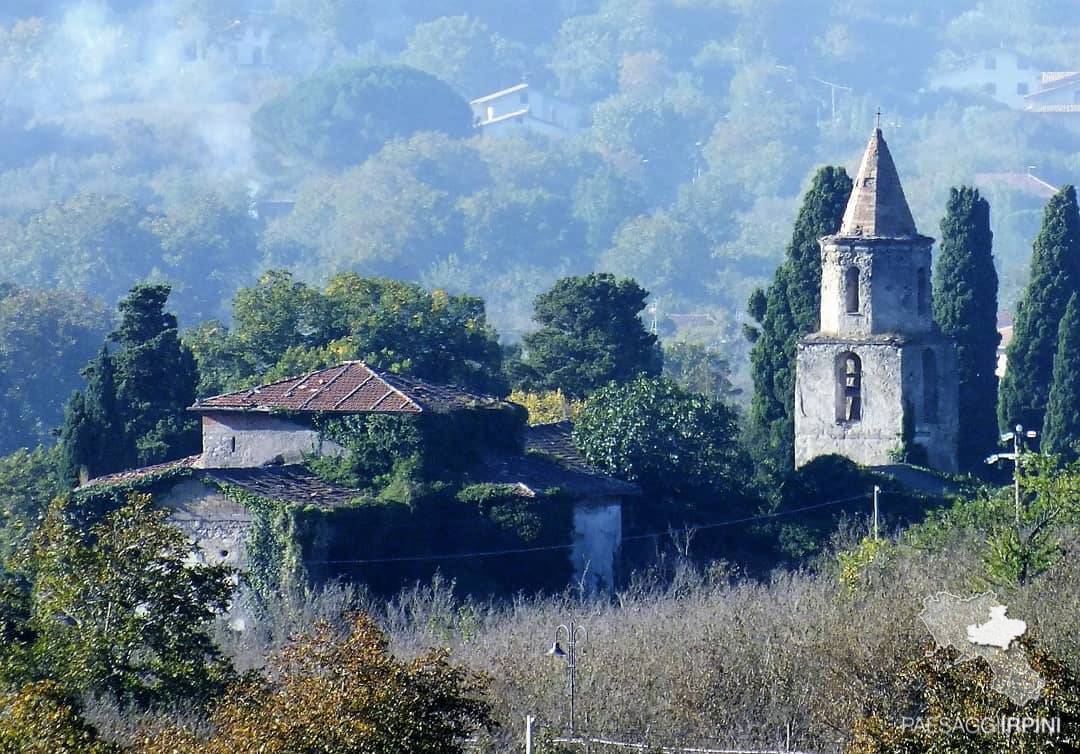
{"left": 302, "top": 492, "right": 872, "bottom": 566}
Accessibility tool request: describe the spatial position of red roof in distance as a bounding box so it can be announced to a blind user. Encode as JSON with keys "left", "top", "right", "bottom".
{"left": 191, "top": 361, "right": 500, "bottom": 414}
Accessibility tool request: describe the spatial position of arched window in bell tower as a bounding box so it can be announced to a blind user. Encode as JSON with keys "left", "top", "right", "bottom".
{"left": 844, "top": 266, "right": 861, "bottom": 314}
{"left": 836, "top": 352, "right": 862, "bottom": 423}
{"left": 923, "top": 348, "right": 939, "bottom": 423}
{"left": 917, "top": 268, "right": 929, "bottom": 314}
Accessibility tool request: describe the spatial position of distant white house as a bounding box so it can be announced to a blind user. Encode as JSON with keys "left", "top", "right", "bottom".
{"left": 930, "top": 50, "right": 1041, "bottom": 109}
{"left": 470, "top": 83, "right": 582, "bottom": 138}
{"left": 1024, "top": 71, "right": 1080, "bottom": 112}
{"left": 184, "top": 16, "right": 275, "bottom": 68}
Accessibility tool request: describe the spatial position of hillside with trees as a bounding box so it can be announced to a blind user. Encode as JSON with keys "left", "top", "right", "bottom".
{"left": 0, "top": 1, "right": 1077, "bottom": 752}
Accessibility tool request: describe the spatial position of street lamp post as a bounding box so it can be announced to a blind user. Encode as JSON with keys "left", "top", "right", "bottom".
{"left": 986, "top": 423, "right": 1038, "bottom": 526}
{"left": 548, "top": 621, "right": 587, "bottom": 736}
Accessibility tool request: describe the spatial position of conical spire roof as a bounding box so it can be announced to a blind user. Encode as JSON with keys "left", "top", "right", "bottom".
{"left": 839, "top": 128, "right": 918, "bottom": 238}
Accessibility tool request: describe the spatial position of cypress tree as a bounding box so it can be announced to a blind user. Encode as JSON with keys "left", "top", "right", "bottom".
{"left": 933, "top": 186, "right": 1000, "bottom": 472}
{"left": 58, "top": 346, "right": 122, "bottom": 485}
{"left": 59, "top": 286, "right": 200, "bottom": 484}
{"left": 110, "top": 284, "right": 200, "bottom": 467}
{"left": 746, "top": 166, "right": 852, "bottom": 474}
{"left": 1043, "top": 293, "right": 1080, "bottom": 459}
{"left": 998, "top": 185, "right": 1080, "bottom": 433}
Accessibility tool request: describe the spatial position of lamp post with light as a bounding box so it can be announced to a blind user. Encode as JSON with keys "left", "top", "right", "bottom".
{"left": 548, "top": 621, "right": 587, "bottom": 736}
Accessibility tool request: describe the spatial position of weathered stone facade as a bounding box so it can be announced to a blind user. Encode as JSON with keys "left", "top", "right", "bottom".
{"left": 196, "top": 412, "right": 345, "bottom": 469}
{"left": 795, "top": 129, "right": 959, "bottom": 472}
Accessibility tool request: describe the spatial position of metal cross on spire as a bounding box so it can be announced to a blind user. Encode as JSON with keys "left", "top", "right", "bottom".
{"left": 875, "top": 109, "right": 882, "bottom": 129}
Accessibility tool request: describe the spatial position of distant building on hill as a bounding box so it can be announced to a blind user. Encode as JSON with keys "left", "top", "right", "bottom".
{"left": 470, "top": 83, "right": 582, "bottom": 138}
{"left": 1024, "top": 71, "right": 1080, "bottom": 112}
{"left": 930, "top": 50, "right": 1041, "bottom": 108}
{"left": 974, "top": 171, "right": 1057, "bottom": 200}
{"left": 794, "top": 128, "right": 960, "bottom": 472}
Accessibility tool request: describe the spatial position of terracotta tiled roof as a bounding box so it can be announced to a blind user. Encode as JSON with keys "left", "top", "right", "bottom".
{"left": 191, "top": 361, "right": 500, "bottom": 414}
{"left": 838, "top": 128, "right": 919, "bottom": 238}
{"left": 202, "top": 466, "right": 360, "bottom": 509}
{"left": 80, "top": 455, "right": 201, "bottom": 488}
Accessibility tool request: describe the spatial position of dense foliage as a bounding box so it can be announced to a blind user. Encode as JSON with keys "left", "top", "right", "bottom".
{"left": 252, "top": 64, "right": 473, "bottom": 174}
{"left": 520, "top": 273, "right": 661, "bottom": 398}
{"left": 573, "top": 376, "right": 750, "bottom": 502}
{"left": 0, "top": 285, "right": 110, "bottom": 455}
{"left": 934, "top": 186, "right": 1000, "bottom": 472}
{"left": 999, "top": 185, "right": 1080, "bottom": 434}
{"left": 188, "top": 272, "right": 506, "bottom": 397}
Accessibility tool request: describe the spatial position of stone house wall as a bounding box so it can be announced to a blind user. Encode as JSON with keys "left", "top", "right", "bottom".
{"left": 197, "top": 412, "right": 345, "bottom": 469}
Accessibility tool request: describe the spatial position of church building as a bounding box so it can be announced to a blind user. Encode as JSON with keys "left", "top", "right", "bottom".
{"left": 794, "top": 128, "right": 960, "bottom": 472}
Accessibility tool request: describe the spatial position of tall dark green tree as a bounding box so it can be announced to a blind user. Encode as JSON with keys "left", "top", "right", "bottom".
{"left": 999, "top": 185, "right": 1080, "bottom": 433}
{"left": 1043, "top": 293, "right": 1080, "bottom": 459}
{"left": 59, "top": 286, "right": 199, "bottom": 484}
{"left": 110, "top": 285, "right": 200, "bottom": 468}
{"left": 933, "top": 186, "right": 1000, "bottom": 472}
{"left": 746, "top": 166, "right": 851, "bottom": 475}
{"left": 57, "top": 346, "right": 121, "bottom": 486}
{"left": 520, "top": 273, "right": 662, "bottom": 399}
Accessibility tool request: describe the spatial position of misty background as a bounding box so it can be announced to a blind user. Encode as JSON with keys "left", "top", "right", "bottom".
{"left": 0, "top": 0, "right": 1077, "bottom": 448}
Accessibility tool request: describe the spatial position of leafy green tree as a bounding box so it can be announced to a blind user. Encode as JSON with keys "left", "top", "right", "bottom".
{"left": 999, "top": 185, "right": 1080, "bottom": 434}
{"left": 135, "top": 615, "right": 494, "bottom": 754}
{"left": 522, "top": 273, "right": 661, "bottom": 398}
{"left": 0, "top": 681, "right": 117, "bottom": 754}
{"left": 0, "top": 446, "right": 63, "bottom": 562}
{"left": 401, "top": 14, "right": 524, "bottom": 98}
{"left": 251, "top": 64, "right": 473, "bottom": 174}
{"left": 187, "top": 273, "right": 506, "bottom": 396}
{"left": 460, "top": 187, "right": 584, "bottom": 268}
{"left": 746, "top": 166, "right": 852, "bottom": 476}
{"left": 1043, "top": 293, "right": 1080, "bottom": 460}
{"left": 0, "top": 285, "right": 109, "bottom": 454}
{"left": 934, "top": 186, "right": 1000, "bottom": 472}
{"left": 573, "top": 376, "right": 751, "bottom": 501}
{"left": 30, "top": 495, "right": 235, "bottom": 708}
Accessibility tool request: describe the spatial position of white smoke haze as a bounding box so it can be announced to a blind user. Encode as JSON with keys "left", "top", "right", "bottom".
{"left": 3, "top": 0, "right": 320, "bottom": 181}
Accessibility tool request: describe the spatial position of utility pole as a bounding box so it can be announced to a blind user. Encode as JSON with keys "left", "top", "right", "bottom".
{"left": 811, "top": 76, "right": 852, "bottom": 121}
{"left": 872, "top": 485, "right": 881, "bottom": 540}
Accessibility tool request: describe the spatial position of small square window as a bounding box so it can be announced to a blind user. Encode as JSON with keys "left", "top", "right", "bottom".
{"left": 985, "top": 56, "right": 997, "bottom": 70}
{"left": 1017, "top": 82, "right": 1029, "bottom": 95}
{"left": 983, "top": 82, "right": 997, "bottom": 96}
{"left": 519, "top": 91, "right": 529, "bottom": 105}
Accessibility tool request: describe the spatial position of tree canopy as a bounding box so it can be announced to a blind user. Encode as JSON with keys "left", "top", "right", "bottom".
{"left": 251, "top": 64, "right": 474, "bottom": 174}
{"left": 520, "top": 273, "right": 661, "bottom": 398}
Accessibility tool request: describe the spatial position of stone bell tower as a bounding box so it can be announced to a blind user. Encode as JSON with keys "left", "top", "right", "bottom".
{"left": 794, "top": 128, "right": 959, "bottom": 472}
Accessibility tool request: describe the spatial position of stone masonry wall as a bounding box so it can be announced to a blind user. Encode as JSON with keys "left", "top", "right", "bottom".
{"left": 197, "top": 412, "right": 346, "bottom": 469}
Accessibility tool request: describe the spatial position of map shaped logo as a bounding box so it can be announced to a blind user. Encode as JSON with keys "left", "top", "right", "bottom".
{"left": 918, "top": 592, "right": 1044, "bottom": 706}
